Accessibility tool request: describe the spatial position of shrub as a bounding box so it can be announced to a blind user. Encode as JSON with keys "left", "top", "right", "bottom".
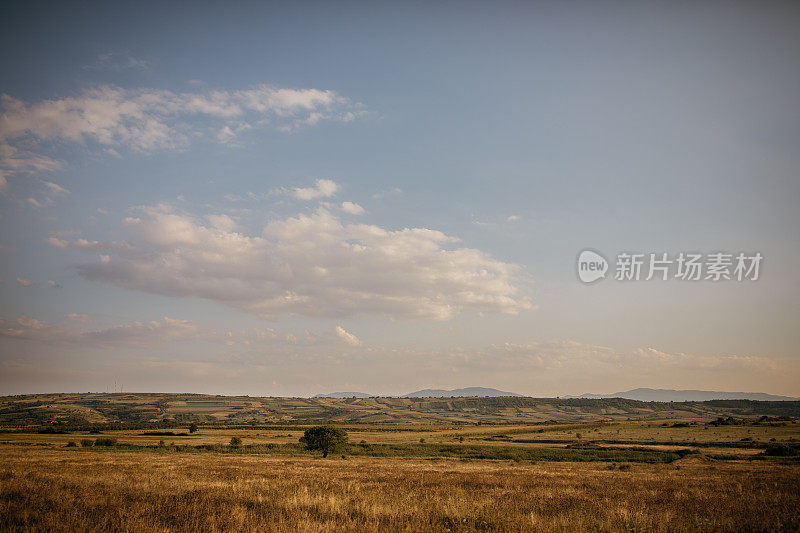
{"left": 763, "top": 444, "right": 799, "bottom": 457}
{"left": 299, "top": 426, "right": 348, "bottom": 458}
{"left": 38, "top": 427, "right": 69, "bottom": 434}
{"left": 94, "top": 438, "right": 117, "bottom": 447}
{"left": 189, "top": 423, "right": 198, "bottom": 434}
{"left": 675, "top": 448, "right": 700, "bottom": 458}
{"left": 80, "top": 439, "right": 93, "bottom": 447}
{"left": 230, "top": 436, "right": 242, "bottom": 448}
{"left": 66, "top": 441, "right": 77, "bottom": 447}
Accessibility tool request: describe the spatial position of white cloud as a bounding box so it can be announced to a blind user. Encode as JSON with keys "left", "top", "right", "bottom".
{"left": 26, "top": 197, "right": 53, "bottom": 208}
{"left": 50, "top": 204, "right": 532, "bottom": 320}
{"left": 22, "top": 180, "right": 71, "bottom": 209}
{"left": 372, "top": 187, "right": 403, "bottom": 200}
{"left": 217, "top": 125, "right": 237, "bottom": 144}
{"left": 433, "top": 339, "right": 773, "bottom": 372}
{"left": 205, "top": 213, "right": 239, "bottom": 232}
{"left": 0, "top": 315, "right": 201, "bottom": 349}
{"left": 47, "top": 280, "right": 62, "bottom": 289}
{"left": 0, "top": 142, "right": 64, "bottom": 183}
{"left": 16, "top": 278, "right": 33, "bottom": 287}
{"left": 46, "top": 237, "right": 105, "bottom": 250}
{"left": 0, "top": 85, "right": 362, "bottom": 189}
{"left": 507, "top": 215, "right": 521, "bottom": 222}
{"left": 0, "top": 313, "right": 358, "bottom": 353}
{"left": 335, "top": 326, "right": 362, "bottom": 346}
{"left": 0, "top": 310, "right": 792, "bottom": 395}
{"left": 291, "top": 178, "right": 340, "bottom": 200}
{"left": 340, "top": 201, "right": 365, "bottom": 215}
{"left": 43, "top": 181, "right": 70, "bottom": 195}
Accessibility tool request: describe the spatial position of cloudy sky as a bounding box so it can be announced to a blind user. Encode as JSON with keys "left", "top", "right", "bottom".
{"left": 1, "top": 1, "right": 799, "bottom": 397}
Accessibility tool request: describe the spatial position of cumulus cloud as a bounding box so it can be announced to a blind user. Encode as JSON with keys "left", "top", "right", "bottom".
{"left": 49, "top": 204, "right": 532, "bottom": 320}
{"left": 0, "top": 85, "right": 363, "bottom": 189}
{"left": 291, "top": 178, "right": 339, "bottom": 200}
{"left": 205, "top": 213, "right": 239, "bottom": 232}
{"left": 340, "top": 201, "right": 365, "bottom": 215}
{"left": 335, "top": 326, "right": 362, "bottom": 346}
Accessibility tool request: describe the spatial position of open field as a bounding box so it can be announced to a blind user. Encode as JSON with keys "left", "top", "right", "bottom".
{"left": 2, "top": 445, "right": 799, "bottom": 532}
{"left": 3, "top": 393, "right": 800, "bottom": 425}
{"left": 2, "top": 394, "right": 799, "bottom": 530}
{"left": 3, "top": 417, "right": 799, "bottom": 459}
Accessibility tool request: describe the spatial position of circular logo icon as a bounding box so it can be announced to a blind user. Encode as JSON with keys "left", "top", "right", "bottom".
{"left": 577, "top": 249, "right": 608, "bottom": 283}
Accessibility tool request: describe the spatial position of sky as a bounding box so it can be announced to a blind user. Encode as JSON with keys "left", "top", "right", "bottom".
{"left": 1, "top": 1, "right": 799, "bottom": 397}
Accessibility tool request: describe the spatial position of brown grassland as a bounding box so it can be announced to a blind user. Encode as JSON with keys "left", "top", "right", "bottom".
{"left": 2, "top": 394, "right": 800, "bottom": 531}
{"left": 1, "top": 445, "right": 799, "bottom": 532}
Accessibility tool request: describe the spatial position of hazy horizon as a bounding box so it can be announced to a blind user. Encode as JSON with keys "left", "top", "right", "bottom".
{"left": 1, "top": 1, "right": 799, "bottom": 397}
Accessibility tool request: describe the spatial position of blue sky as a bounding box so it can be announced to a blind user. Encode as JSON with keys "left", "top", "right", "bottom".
{"left": 1, "top": 1, "right": 799, "bottom": 396}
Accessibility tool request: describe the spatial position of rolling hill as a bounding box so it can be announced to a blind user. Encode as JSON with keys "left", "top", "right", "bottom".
{"left": 573, "top": 388, "right": 799, "bottom": 402}
{"left": 1, "top": 393, "right": 799, "bottom": 426}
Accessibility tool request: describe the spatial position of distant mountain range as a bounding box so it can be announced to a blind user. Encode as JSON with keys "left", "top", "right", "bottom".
{"left": 314, "top": 387, "right": 798, "bottom": 401}
{"left": 313, "top": 392, "right": 374, "bottom": 398}
{"left": 314, "top": 387, "right": 521, "bottom": 398}
{"left": 569, "top": 388, "right": 799, "bottom": 402}
{"left": 403, "top": 387, "right": 521, "bottom": 398}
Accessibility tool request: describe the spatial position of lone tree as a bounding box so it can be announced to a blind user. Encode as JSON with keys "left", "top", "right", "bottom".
{"left": 188, "top": 423, "right": 198, "bottom": 434}
{"left": 299, "top": 426, "right": 348, "bottom": 458}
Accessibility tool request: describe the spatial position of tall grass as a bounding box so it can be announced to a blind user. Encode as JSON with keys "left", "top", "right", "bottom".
{"left": 1, "top": 446, "right": 798, "bottom": 531}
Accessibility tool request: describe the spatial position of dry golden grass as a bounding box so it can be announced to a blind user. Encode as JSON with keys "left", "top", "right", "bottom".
{"left": 1, "top": 445, "right": 798, "bottom": 532}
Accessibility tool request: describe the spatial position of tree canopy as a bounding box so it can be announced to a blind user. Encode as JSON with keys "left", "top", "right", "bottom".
{"left": 299, "top": 426, "right": 348, "bottom": 458}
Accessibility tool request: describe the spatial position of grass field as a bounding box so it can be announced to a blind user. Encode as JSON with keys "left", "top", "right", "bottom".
{"left": 2, "top": 394, "right": 800, "bottom": 531}
{"left": 2, "top": 446, "right": 799, "bottom": 532}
